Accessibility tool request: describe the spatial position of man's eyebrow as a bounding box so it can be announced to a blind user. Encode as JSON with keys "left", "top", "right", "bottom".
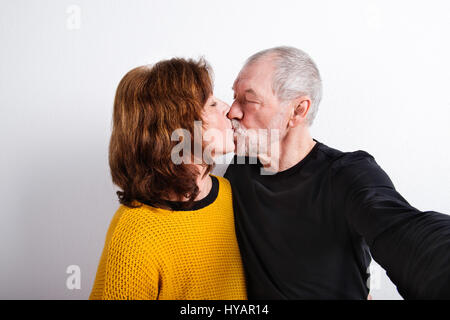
{"left": 232, "top": 88, "right": 259, "bottom": 98}
{"left": 244, "top": 88, "right": 258, "bottom": 97}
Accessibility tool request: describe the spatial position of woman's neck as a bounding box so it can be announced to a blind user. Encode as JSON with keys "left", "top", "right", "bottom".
{"left": 164, "top": 165, "right": 212, "bottom": 202}
{"left": 193, "top": 165, "right": 212, "bottom": 201}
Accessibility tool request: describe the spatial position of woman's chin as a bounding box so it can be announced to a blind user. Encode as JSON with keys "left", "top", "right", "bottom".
{"left": 227, "top": 140, "right": 237, "bottom": 154}
{"left": 212, "top": 145, "right": 236, "bottom": 158}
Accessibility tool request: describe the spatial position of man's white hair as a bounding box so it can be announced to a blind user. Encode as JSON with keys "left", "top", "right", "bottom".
{"left": 244, "top": 46, "right": 322, "bottom": 126}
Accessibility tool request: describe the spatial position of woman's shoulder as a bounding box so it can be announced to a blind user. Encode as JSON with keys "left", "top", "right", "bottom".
{"left": 105, "top": 204, "right": 167, "bottom": 249}
{"left": 209, "top": 174, "right": 233, "bottom": 205}
{"left": 211, "top": 174, "right": 232, "bottom": 191}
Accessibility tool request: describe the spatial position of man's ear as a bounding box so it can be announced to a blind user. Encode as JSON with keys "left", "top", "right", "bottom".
{"left": 288, "top": 96, "right": 311, "bottom": 128}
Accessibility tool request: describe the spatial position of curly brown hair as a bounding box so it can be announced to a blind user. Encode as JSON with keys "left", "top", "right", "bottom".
{"left": 109, "top": 58, "right": 214, "bottom": 209}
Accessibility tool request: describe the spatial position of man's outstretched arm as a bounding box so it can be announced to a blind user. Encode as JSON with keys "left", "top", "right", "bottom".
{"left": 332, "top": 151, "right": 450, "bottom": 299}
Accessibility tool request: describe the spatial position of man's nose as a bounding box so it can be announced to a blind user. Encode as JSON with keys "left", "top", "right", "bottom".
{"left": 227, "top": 101, "right": 243, "bottom": 120}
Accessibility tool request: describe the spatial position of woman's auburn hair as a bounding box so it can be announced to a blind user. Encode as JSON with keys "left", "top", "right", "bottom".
{"left": 109, "top": 57, "right": 214, "bottom": 209}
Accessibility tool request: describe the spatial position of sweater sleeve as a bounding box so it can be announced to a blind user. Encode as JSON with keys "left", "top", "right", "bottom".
{"left": 89, "top": 211, "right": 160, "bottom": 300}
{"left": 331, "top": 151, "right": 450, "bottom": 299}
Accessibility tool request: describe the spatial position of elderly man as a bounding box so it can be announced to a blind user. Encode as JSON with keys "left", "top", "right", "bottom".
{"left": 224, "top": 46, "right": 450, "bottom": 299}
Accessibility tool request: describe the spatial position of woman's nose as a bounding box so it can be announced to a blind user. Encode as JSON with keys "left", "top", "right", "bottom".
{"left": 223, "top": 102, "right": 231, "bottom": 115}
{"left": 217, "top": 98, "right": 231, "bottom": 115}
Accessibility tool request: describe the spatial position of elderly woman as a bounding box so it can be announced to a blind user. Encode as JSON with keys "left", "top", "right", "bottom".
{"left": 89, "top": 58, "right": 246, "bottom": 300}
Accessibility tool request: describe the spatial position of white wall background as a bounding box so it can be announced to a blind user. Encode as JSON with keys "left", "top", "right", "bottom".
{"left": 0, "top": 0, "right": 449, "bottom": 300}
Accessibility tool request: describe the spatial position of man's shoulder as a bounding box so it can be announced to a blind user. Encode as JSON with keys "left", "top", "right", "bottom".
{"left": 329, "top": 149, "right": 376, "bottom": 173}
{"left": 325, "top": 146, "right": 393, "bottom": 190}
{"left": 315, "top": 141, "right": 391, "bottom": 187}
{"left": 317, "top": 141, "right": 374, "bottom": 165}
{"left": 224, "top": 155, "right": 255, "bottom": 178}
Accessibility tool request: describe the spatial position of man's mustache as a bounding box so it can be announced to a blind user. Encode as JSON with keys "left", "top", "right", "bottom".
{"left": 231, "top": 119, "right": 246, "bottom": 135}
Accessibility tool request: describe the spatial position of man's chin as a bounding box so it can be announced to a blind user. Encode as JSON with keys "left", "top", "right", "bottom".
{"left": 234, "top": 148, "right": 249, "bottom": 157}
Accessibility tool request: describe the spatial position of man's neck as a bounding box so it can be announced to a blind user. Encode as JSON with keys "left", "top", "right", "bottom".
{"left": 259, "top": 127, "right": 316, "bottom": 173}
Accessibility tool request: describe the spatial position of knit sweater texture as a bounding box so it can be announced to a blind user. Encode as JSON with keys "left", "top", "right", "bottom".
{"left": 89, "top": 175, "right": 247, "bottom": 300}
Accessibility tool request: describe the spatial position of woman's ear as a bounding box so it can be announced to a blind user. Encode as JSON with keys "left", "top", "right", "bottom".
{"left": 288, "top": 96, "right": 311, "bottom": 127}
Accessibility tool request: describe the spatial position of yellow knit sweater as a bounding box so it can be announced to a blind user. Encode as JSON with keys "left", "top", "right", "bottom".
{"left": 89, "top": 175, "right": 247, "bottom": 300}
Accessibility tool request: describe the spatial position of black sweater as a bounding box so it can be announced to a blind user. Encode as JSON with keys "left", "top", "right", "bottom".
{"left": 224, "top": 139, "right": 450, "bottom": 299}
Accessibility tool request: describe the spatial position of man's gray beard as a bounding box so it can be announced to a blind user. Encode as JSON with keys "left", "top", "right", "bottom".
{"left": 231, "top": 119, "right": 259, "bottom": 157}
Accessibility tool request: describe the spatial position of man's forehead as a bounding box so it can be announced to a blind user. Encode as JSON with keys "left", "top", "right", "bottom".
{"left": 233, "top": 59, "right": 275, "bottom": 93}
{"left": 233, "top": 73, "right": 271, "bottom": 96}
{"left": 232, "top": 77, "right": 250, "bottom": 91}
